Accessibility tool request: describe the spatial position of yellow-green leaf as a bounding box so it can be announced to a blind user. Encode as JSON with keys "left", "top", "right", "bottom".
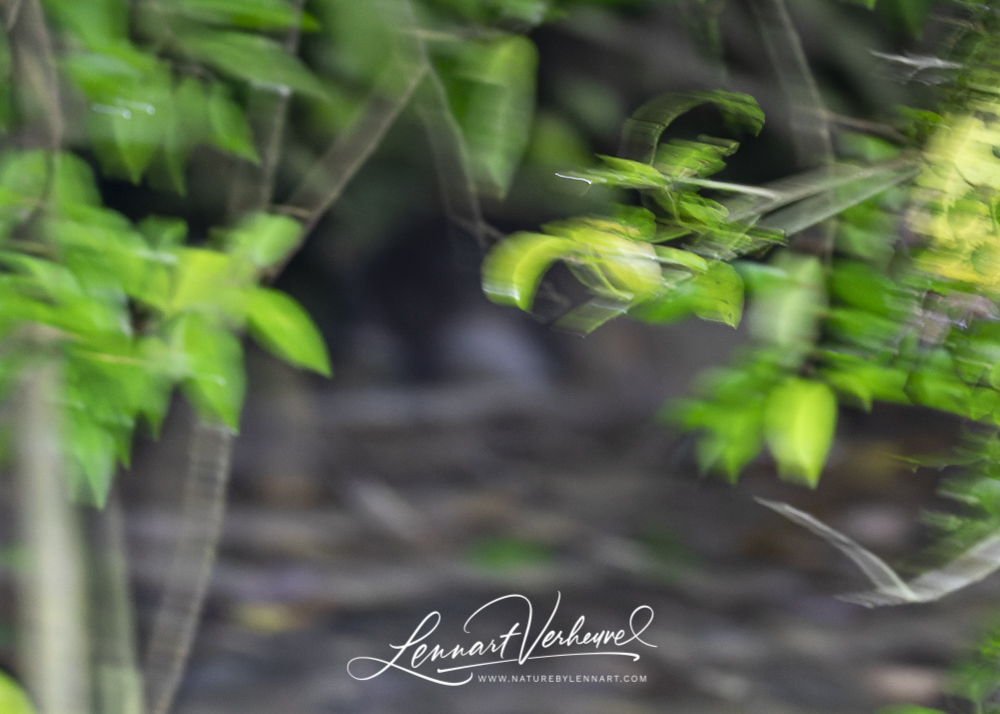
{"left": 482, "top": 232, "right": 576, "bottom": 310}
{"left": 246, "top": 288, "right": 331, "bottom": 376}
{"left": 0, "top": 671, "right": 36, "bottom": 714}
{"left": 226, "top": 212, "right": 300, "bottom": 267}
{"left": 765, "top": 378, "right": 838, "bottom": 487}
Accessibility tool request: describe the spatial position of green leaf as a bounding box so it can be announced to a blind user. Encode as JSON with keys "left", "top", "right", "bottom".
{"left": 749, "top": 251, "right": 826, "bottom": 356}
{"left": 0, "top": 671, "right": 36, "bottom": 714}
{"left": 175, "top": 76, "right": 211, "bottom": 144}
{"left": 65, "top": 406, "right": 117, "bottom": 508}
{"left": 875, "top": 707, "right": 945, "bottom": 714}
{"left": 52, "top": 153, "right": 103, "bottom": 208}
{"left": 829, "top": 259, "right": 905, "bottom": 317}
{"left": 572, "top": 229, "right": 661, "bottom": 299}
{"left": 620, "top": 90, "right": 763, "bottom": 164}
{"left": 690, "top": 261, "right": 743, "bottom": 327}
{"left": 907, "top": 368, "right": 974, "bottom": 417}
{"left": 177, "top": 30, "right": 330, "bottom": 99}
{"left": 580, "top": 155, "right": 668, "bottom": 189}
{"left": 139, "top": 216, "right": 187, "bottom": 249}
{"left": 482, "top": 232, "right": 576, "bottom": 310}
{"left": 226, "top": 212, "right": 300, "bottom": 267}
{"left": 765, "top": 378, "right": 838, "bottom": 487}
{"left": 64, "top": 49, "right": 176, "bottom": 183}
{"left": 696, "top": 405, "right": 764, "bottom": 480}
{"left": 172, "top": 313, "right": 245, "bottom": 429}
{"left": 654, "top": 137, "right": 737, "bottom": 180}
{"left": 446, "top": 34, "right": 538, "bottom": 198}
{"left": 206, "top": 82, "right": 259, "bottom": 163}
{"left": 654, "top": 246, "right": 709, "bottom": 271}
{"left": 42, "top": 0, "right": 129, "bottom": 48}
{"left": 173, "top": 0, "right": 318, "bottom": 30}
{"left": 245, "top": 288, "right": 331, "bottom": 376}
{"left": 0, "top": 150, "right": 47, "bottom": 204}
{"left": 311, "top": 0, "right": 392, "bottom": 82}
{"left": 170, "top": 247, "right": 255, "bottom": 319}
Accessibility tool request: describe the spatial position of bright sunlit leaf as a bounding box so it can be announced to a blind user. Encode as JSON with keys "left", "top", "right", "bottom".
{"left": 246, "top": 288, "right": 331, "bottom": 376}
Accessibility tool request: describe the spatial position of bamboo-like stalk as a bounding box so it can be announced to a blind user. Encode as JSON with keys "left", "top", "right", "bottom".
{"left": 143, "top": 421, "right": 233, "bottom": 714}
{"left": 16, "top": 361, "right": 90, "bottom": 714}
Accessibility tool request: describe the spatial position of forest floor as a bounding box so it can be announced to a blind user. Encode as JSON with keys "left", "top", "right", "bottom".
{"left": 122, "top": 315, "right": 994, "bottom": 714}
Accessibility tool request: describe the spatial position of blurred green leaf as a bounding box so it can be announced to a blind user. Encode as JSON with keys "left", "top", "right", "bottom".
{"left": 311, "top": 0, "right": 392, "bottom": 82}
{"left": 170, "top": 247, "right": 254, "bottom": 319}
{"left": 177, "top": 30, "right": 330, "bottom": 99}
{"left": 172, "top": 0, "right": 319, "bottom": 30}
{"left": 695, "top": 403, "right": 764, "bottom": 480}
{"left": 907, "top": 366, "right": 975, "bottom": 418}
{"left": 207, "top": 82, "right": 259, "bottom": 163}
{"left": 445, "top": 34, "right": 538, "bottom": 198}
{"left": 226, "top": 212, "right": 300, "bottom": 267}
{"left": 42, "top": 0, "right": 129, "bottom": 48}
{"left": 173, "top": 313, "right": 245, "bottom": 429}
{"left": 629, "top": 271, "right": 697, "bottom": 324}
{"left": 483, "top": 232, "right": 576, "bottom": 310}
{"left": 748, "top": 251, "right": 826, "bottom": 357}
{"left": 246, "top": 288, "right": 331, "bottom": 376}
{"left": 139, "top": 216, "right": 188, "bottom": 250}
{"left": 690, "top": 260, "right": 743, "bottom": 327}
{"left": 582, "top": 155, "right": 669, "bottom": 190}
{"left": 0, "top": 670, "right": 36, "bottom": 714}
{"left": 621, "top": 90, "right": 763, "bottom": 164}
{"left": 65, "top": 406, "right": 117, "bottom": 508}
{"left": 765, "top": 378, "right": 837, "bottom": 487}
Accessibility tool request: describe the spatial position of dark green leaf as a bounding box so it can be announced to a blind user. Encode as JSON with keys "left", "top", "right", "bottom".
{"left": 207, "top": 82, "right": 259, "bottom": 162}
{"left": 246, "top": 288, "right": 331, "bottom": 376}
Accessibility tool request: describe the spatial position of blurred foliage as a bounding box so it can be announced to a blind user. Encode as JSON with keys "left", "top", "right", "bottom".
{"left": 0, "top": 0, "right": 638, "bottom": 506}
{"left": 480, "top": 0, "right": 1000, "bottom": 493}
